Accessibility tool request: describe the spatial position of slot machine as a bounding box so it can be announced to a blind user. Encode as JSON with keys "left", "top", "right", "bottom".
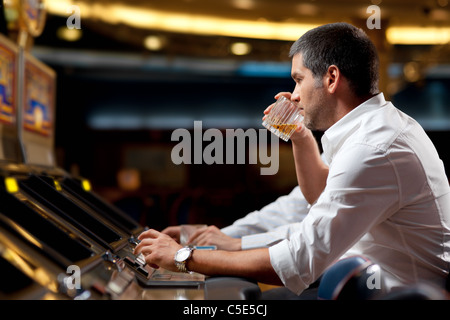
{"left": 0, "top": 0, "right": 261, "bottom": 301}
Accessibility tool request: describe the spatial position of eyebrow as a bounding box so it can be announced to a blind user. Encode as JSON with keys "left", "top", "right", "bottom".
{"left": 291, "top": 72, "right": 303, "bottom": 80}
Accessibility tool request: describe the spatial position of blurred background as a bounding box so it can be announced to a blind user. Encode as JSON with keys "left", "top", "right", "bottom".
{"left": 9, "top": 0, "right": 450, "bottom": 230}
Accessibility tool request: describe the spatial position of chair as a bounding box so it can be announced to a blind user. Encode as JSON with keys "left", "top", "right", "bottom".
{"left": 318, "top": 255, "right": 449, "bottom": 300}
{"left": 317, "top": 255, "right": 385, "bottom": 300}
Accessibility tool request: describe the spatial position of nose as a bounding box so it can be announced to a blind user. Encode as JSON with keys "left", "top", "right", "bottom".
{"left": 291, "top": 87, "right": 301, "bottom": 104}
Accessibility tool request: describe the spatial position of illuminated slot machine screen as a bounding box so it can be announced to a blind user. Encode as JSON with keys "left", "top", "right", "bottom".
{"left": 19, "top": 54, "right": 133, "bottom": 251}
{"left": 0, "top": 34, "right": 21, "bottom": 163}
{"left": 21, "top": 52, "right": 56, "bottom": 167}
{"left": 17, "top": 54, "right": 128, "bottom": 251}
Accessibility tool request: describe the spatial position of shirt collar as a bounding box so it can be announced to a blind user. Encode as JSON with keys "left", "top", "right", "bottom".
{"left": 321, "top": 92, "right": 387, "bottom": 165}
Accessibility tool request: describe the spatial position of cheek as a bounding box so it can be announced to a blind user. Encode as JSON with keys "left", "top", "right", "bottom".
{"left": 299, "top": 87, "right": 313, "bottom": 105}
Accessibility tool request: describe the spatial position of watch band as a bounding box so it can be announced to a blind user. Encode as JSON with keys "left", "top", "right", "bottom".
{"left": 176, "top": 260, "right": 189, "bottom": 273}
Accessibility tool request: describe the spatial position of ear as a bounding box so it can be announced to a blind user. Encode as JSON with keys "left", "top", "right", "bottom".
{"left": 325, "top": 65, "right": 340, "bottom": 94}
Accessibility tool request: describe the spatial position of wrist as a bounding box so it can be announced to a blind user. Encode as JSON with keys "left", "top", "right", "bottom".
{"left": 235, "top": 239, "right": 242, "bottom": 251}
{"left": 291, "top": 128, "right": 320, "bottom": 154}
{"left": 185, "top": 250, "right": 195, "bottom": 273}
{"left": 290, "top": 125, "right": 310, "bottom": 144}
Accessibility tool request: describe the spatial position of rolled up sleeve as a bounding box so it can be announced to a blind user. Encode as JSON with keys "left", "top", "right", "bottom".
{"left": 269, "top": 239, "right": 309, "bottom": 294}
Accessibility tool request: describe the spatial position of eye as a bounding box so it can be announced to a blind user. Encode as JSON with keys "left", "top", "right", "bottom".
{"left": 291, "top": 73, "right": 303, "bottom": 84}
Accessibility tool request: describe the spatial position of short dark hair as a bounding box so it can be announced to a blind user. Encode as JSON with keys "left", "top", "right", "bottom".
{"left": 289, "top": 22, "right": 379, "bottom": 97}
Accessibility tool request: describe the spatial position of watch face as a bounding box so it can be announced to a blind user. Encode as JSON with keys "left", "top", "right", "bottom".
{"left": 176, "top": 248, "right": 191, "bottom": 261}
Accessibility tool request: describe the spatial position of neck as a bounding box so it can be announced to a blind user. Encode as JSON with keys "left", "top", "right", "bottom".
{"left": 334, "top": 92, "right": 378, "bottom": 123}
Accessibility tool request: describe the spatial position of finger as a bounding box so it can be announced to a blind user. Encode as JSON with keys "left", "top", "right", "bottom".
{"left": 295, "top": 123, "right": 305, "bottom": 133}
{"left": 161, "top": 226, "right": 181, "bottom": 242}
{"left": 136, "top": 247, "right": 152, "bottom": 256}
{"left": 133, "top": 238, "right": 154, "bottom": 254}
{"left": 274, "top": 92, "right": 292, "bottom": 100}
{"left": 142, "top": 254, "right": 160, "bottom": 269}
{"left": 195, "top": 234, "right": 209, "bottom": 246}
{"left": 134, "top": 244, "right": 143, "bottom": 255}
{"left": 193, "top": 229, "right": 215, "bottom": 246}
{"left": 161, "top": 226, "right": 179, "bottom": 236}
{"left": 133, "top": 242, "right": 144, "bottom": 255}
{"left": 263, "top": 103, "right": 274, "bottom": 115}
{"left": 264, "top": 92, "right": 292, "bottom": 115}
{"left": 187, "top": 226, "right": 208, "bottom": 244}
{"left": 190, "top": 232, "right": 206, "bottom": 245}
{"left": 137, "top": 228, "right": 160, "bottom": 241}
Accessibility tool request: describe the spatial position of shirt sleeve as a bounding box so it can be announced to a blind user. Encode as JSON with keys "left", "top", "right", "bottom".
{"left": 240, "top": 222, "right": 303, "bottom": 250}
{"left": 269, "top": 143, "right": 400, "bottom": 295}
{"left": 221, "top": 186, "right": 310, "bottom": 239}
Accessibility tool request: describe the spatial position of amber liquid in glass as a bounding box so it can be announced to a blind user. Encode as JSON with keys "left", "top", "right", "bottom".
{"left": 271, "top": 124, "right": 297, "bottom": 134}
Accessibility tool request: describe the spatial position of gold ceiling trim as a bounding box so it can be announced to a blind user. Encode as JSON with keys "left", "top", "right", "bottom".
{"left": 45, "top": 1, "right": 450, "bottom": 45}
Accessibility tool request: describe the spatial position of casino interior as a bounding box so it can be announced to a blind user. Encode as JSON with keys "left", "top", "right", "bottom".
{"left": 0, "top": 0, "right": 449, "bottom": 300}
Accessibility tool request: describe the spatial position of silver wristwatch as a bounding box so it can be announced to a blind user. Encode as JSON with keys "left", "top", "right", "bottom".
{"left": 174, "top": 246, "right": 195, "bottom": 273}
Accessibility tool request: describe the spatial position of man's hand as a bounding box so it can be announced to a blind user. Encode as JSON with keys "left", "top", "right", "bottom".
{"left": 135, "top": 230, "right": 281, "bottom": 286}
{"left": 262, "top": 92, "right": 292, "bottom": 122}
{"left": 161, "top": 225, "right": 181, "bottom": 242}
{"left": 188, "top": 225, "right": 242, "bottom": 251}
{"left": 263, "top": 92, "right": 306, "bottom": 137}
{"left": 134, "top": 229, "right": 182, "bottom": 272}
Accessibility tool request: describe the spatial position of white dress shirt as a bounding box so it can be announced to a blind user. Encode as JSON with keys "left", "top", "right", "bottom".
{"left": 221, "top": 186, "right": 309, "bottom": 249}
{"left": 269, "top": 93, "right": 450, "bottom": 295}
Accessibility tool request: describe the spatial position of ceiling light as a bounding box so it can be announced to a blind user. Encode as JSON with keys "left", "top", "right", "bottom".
{"left": 403, "top": 62, "right": 421, "bottom": 82}
{"left": 230, "top": 42, "right": 251, "bottom": 55}
{"left": 295, "top": 4, "right": 319, "bottom": 16}
{"left": 429, "top": 9, "right": 449, "bottom": 21}
{"left": 231, "top": 0, "right": 256, "bottom": 10}
{"left": 45, "top": 1, "right": 316, "bottom": 41}
{"left": 386, "top": 26, "right": 450, "bottom": 45}
{"left": 56, "top": 26, "right": 82, "bottom": 41}
{"left": 144, "top": 35, "right": 164, "bottom": 51}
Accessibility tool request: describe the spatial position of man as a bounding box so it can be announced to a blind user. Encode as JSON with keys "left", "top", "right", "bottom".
{"left": 135, "top": 22, "right": 450, "bottom": 296}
